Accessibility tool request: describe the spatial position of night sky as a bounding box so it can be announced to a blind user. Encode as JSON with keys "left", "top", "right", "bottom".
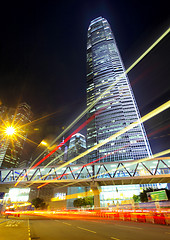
{"left": 0, "top": 0, "right": 169, "bottom": 157}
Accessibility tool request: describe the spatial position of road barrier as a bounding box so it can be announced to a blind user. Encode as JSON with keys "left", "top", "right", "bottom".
{"left": 95, "top": 209, "right": 170, "bottom": 225}
{"left": 3, "top": 209, "right": 170, "bottom": 226}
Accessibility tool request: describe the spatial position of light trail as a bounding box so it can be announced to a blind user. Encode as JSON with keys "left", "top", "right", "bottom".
{"left": 15, "top": 132, "right": 39, "bottom": 146}
{"left": 25, "top": 146, "right": 75, "bottom": 188}
{"left": 0, "top": 110, "right": 58, "bottom": 139}
{"left": 43, "top": 146, "right": 73, "bottom": 168}
{"left": 53, "top": 149, "right": 170, "bottom": 190}
{"left": 14, "top": 111, "right": 59, "bottom": 130}
{"left": 14, "top": 107, "right": 106, "bottom": 187}
{"left": 125, "top": 27, "right": 170, "bottom": 74}
{"left": 50, "top": 151, "right": 170, "bottom": 202}
{"left": 30, "top": 28, "right": 170, "bottom": 166}
{"left": 37, "top": 145, "right": 129, "bottom": 188}
{"left": 33, "top": 100, "right": 170, "bottom": 185}
{"left": 150, "top": 133, "right": 170, "bottom": 140}
{"left": 33, "top": 121, "right": 170, "bottom": 189}
{"left": 51, "top": 189, "right": 92, "bottom": 202}
{"left": 29, "top": 98, "right": 170, "bottom": 188}
{"left": 34, "top": 101, "right": 170, "bottom": 188}
{"left": 0, "top": 111, "right": 57, "bottom": 157}
{"left": 15, "top": 99, "right": 170, "bottom": 188}
{"left": 146, "top": 116, "right": 170, "bottom": 132}
{"left": 28, "top": 143, "right": 67, "bottom": 170}
{"left": 5, "top": 209, "right": 170, "bottom": 224}
{"left": 14, "top": 28, "right": 170, "bottom": 187}
{"left": 148, "top": 124, "right": 170, "bottom": 137}
{"left": 28, "top": 107, "right": 104, "bottom": 169}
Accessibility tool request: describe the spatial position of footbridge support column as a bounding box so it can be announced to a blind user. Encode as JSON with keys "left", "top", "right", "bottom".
{"left": 0, "top": 186, "right": 9, "bottom": 193}
{"left": 90, "top": 182, "right": 100, "bottom": 209}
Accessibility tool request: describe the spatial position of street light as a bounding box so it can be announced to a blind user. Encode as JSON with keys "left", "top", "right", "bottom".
{"left": 5, "top": 126, "right": 15, "bottom": 136}
{"left": 40, "top": 140, "right": 48, "bottom": 146}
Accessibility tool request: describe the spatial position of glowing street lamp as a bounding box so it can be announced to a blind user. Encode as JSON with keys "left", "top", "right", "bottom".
{"left": 40, "top": 140, "right": 48, "bottom": 146}
{"left": 5, "top": 126, "right": 15, "bottom": 136}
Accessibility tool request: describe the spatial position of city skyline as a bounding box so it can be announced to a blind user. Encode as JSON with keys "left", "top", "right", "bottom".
{"left": 0, "top": 0, "right": 169, "bottom": 158}
{"left": 0, "top": 2, "right": 169, "bottom": 236}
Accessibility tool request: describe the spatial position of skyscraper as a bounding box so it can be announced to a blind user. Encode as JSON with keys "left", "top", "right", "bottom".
{"left": 68, "top": 133, "right": 86, "bottom": 164}
{"left": 86, "top": 17, "right": 152, "bottom": 163}
{"left": 0, "top": 103, "right": 32, "bottom": 168}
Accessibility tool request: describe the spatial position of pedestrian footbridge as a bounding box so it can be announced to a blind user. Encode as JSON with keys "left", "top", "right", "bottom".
{"left": 0, "top": 157, "right": 170, "bottom": 188}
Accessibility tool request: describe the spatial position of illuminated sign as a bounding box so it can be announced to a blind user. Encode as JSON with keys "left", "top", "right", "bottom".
{"left": 4, "top": 188, "right": 30, "bottom": 202}
{"left": 51, "top": 193, "right": 66, "bottom": 201}
{"left": 147, "top": 190, "right": 168, "bottom": 202}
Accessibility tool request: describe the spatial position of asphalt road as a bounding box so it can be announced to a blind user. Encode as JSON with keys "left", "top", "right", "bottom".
{"left": 1, "top": 217, "right": 170, "bottom": 240}
{"left": 0, "top": 218, "right": 28, "bottom": 240}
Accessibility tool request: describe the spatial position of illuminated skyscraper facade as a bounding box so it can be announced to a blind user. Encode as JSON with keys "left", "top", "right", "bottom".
{"left": 0, "top": 103, "right": 32, "bottom": 168}
{"left": 68, "top": 133, "right": 86, "bottom": 164}
{"left": 86, "top": 17, "right": 152, "bottom": 163}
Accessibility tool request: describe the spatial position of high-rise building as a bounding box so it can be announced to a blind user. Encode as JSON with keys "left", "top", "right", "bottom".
{"left": 68, "top": 133, "right": 86, "bottom": 164}
{"left": 86, "top": 17, "right": 152, "bottom": 163}
{"left": 0, "top": 103, "right": 32, "bottom": 168}
{"left": 30, "top": 145, "right": 64, "bottom": 167}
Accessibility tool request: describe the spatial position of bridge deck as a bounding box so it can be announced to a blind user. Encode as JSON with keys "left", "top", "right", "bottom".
{"left": 0, "top": 157, "right": 170, "bottom": 188}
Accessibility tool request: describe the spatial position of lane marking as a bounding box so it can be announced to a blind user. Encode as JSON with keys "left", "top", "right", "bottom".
{"left": 55, "top": 220, "right": 72, "bottom": 226}
{"left": 111, "top": 237, "right": 120, "bottom": 240}
{"left": 115, "top": 224, "right": 142, "bottom": 230}
{"left": 62, "top": 222, "right": 72, "bottom": 226}
{"left": 0, "top": 220, "right": 9, "bottom": 224}
{"left": 28, "top": 219, "right": 31, "bottom": 240}
{"left": 77, "top": 226, "right": 96, "bottom": 234}
{"left": 86, "top": 220, "right": 106, "bottom": 224}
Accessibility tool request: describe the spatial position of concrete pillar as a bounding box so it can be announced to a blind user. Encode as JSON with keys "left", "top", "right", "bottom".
{"left": 90, "top": 182, "right": 100, "bottom": 209}
{"left": 0, "top": 187, "right": 9, "bottom": 193}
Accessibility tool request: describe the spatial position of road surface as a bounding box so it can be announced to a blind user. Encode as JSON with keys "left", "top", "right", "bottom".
{"left": 0, "top": 217, "right": 170, "bottom": 240}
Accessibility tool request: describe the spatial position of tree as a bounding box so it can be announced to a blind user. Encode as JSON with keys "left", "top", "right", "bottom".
{"left": 73, "top": 198, "right": 84, "bottom": 208}
{"left": 133, "top": 194, "right": 140, "bottom": 203}
{"left": 32, "top": 198, "right": 47, "bottom": 209}
{"left": 139, "top": 191, "right": 148, "bottom": 202}
{"left": 84, "top": 196, "right": 94, "bottom": 206}
{"left": 139, "top": 188, "right": 153, "bottom": 202}
{"left": 73, "top": 196, "right": 94, "bottom": 208}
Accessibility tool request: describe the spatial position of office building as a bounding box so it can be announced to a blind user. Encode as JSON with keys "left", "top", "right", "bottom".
{"left": 68, "top": 133, "right": 86, "bottom": 164}
{"left": 0, "top": 103, "right": 32, "bottom": 168}
{"left": 86, "top": 17, "right": 152, "bottom": 163}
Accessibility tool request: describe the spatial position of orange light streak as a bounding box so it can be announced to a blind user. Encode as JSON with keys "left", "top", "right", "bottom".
{"left": 4, "top": 209, "right": 170, "bottom": 224}
{"left": 14, "top": 111, "right": 59, "bottom": 131}
{"left": 14, "top": 27, "right": 170, "bottom": 187}
{"left": 37, "top": 144, "right": 129, "bottom": 188}
{"left": 148, "top": 124, "right": 170, "bottom": 137}
{"left": 15, "top": 107, "right": 107, "bottom": 187}
{"left": 35, "top": 101, "right": 170, "bottom": 189}
{"left": 39, "top": 27, "right": 170, "bottom": 153}
{"left": 53, "top": 149, "right": 170, "bottom": 191}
